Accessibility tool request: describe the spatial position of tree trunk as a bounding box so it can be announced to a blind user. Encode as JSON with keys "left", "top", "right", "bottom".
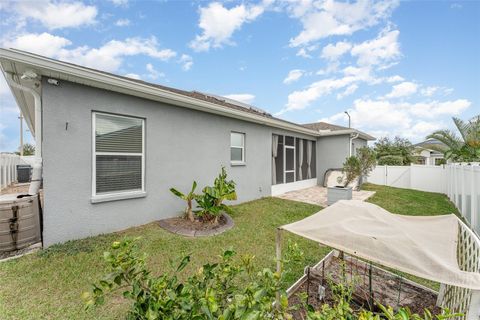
{"left": 186, "top": 199, "right": 194, "bottom": 222}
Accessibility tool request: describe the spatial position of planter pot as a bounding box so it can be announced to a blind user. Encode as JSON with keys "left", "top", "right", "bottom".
{"left": 327, "top": 186, "right": 352, "bottom": 206}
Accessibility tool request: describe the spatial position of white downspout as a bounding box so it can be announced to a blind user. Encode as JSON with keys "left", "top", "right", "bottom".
{"left": 6, "top": 72, "right": 42, "bottom": 195}
{"left": 349, "top": 132, "right": 359, "bottom": 157}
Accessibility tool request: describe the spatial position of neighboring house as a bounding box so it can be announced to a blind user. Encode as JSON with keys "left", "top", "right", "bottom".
{"left": 413, "top": 139, "right": 446, "bottom": 165}
{"left": 0, "top": 49, "right": 375, "bottom": 246}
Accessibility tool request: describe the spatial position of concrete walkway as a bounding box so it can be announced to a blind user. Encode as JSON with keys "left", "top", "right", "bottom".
{"left": 276, "top": 185, "right": 375, "bottom": 207}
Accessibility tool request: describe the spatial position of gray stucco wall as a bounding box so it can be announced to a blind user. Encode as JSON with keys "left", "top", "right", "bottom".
{"left": 316, "top": 135, "right": 350, "bottom": 185}
{"left": 41, "top": 79, "right": 317, "bottom": 246}
{"left": 315, "top": 135, "right": 368, "bottom": 185}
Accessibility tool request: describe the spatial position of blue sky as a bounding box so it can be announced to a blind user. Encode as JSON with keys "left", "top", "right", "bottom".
{"left": 0, "top": 0, "right": 479, "bottom": 152}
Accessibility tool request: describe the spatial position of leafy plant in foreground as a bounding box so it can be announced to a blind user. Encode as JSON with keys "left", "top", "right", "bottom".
{"left": 84, "top": 239, "right": 462, "bottom": 320}
{"left": 82, "top": 238, "right": 292, "bottom": 319}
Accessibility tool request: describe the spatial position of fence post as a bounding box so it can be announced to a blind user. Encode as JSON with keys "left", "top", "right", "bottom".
{"left": 472, "top": 166, "right": 478, "bottom": 233}
{"left": 384, "top": 165, "right": 388, "bottom": 186}
{"left": 461, "top": 165, "right": 467, "bottom": 218}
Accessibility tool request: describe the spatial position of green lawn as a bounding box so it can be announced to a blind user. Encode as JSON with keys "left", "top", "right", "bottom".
{"left": 0, "top": 185, "right": 458, "bottom": 319}
{"left": 362, "top": 183, "right": 458, "bottom": 216}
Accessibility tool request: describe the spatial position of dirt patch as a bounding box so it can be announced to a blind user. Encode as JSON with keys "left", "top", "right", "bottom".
{"left": 288, "top": 255, "right": 439, "bottom": 319}
{"left": 158, "top": 213, "right": 234, "bottom": 237}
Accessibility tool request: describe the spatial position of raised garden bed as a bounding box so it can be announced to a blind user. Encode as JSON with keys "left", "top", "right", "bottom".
{"left": 287, "top": 251, "right": 439, "bottom": 319}
{"left": 158, "top": 213, "right": 234, "bottom": 237}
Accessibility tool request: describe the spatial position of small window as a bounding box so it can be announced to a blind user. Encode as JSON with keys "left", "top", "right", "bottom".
{"left": 230, "top": 132, "right": 245, "bottom": 163}
{"left": 93, "top": 112, "right": 145, "bottom": 197}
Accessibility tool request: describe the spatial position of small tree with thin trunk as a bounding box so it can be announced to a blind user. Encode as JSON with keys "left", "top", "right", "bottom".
{"left": 169, "top": 181, "right": 197, "bottom": 222}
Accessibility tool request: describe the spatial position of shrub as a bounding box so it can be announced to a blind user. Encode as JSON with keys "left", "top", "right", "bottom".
{"left": 195, "top": 166, "right": 237, "bottom": 225}
{"left": 378, "top": 155, "right": 404, "bottom": 166}
{"left": 82, "top": 238, "right": 292, "bottom": 319}
{"left": 84, "top": 240, "right": 461, "bottom": 320}
{"left": 342, "top": 156, "right": 361, "bottom": 187}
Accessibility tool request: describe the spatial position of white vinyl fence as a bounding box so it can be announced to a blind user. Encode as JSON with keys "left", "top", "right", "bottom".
{"left": 0, "top": 153, "right": 26, "bottom": 190}
{"left": 367, "top": 163, "right": 480, "bottom": 234}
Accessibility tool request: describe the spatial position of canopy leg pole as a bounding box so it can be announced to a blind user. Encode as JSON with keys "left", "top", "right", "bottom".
{"left": 368, "top": 262, "right": 373, "bottom": 310}
{"left": 275, "top": 228, "right": 282, "bottom": 308}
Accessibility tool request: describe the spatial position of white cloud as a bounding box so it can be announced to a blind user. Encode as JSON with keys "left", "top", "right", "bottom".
{"left": 4, "top": 32, "right": 72, "bottom": 57}
{"left": 385, "top": 81, "right": 418, "bottom": 98}
{"left": 409, "top": 99, "right": 471, "bottom": 118}
{"left": 350, "top": 28, "right": 401, "bottom": 68}
{"left": 288, "top": 0, "right": 399, "bottom": 47}
{"left": 283, "top": 76, "right": 356, "bottom": 113}
{"left": 13, "top": 1, "right": 97, "bottom": 29}
{"left": 421, "top": 86, "right": 438, "bottom": 97}
{"left": 115, "top": 19, "right": 131, "bottom": 27}
{"left": 224, "top": 94, "right": 255, "bottom": 104}
{"left": 321, "top": 98, "right": 471, "bottom": 141}
{"left": 4, "top": 33, "right": 177, "bottom": 73}
{"left": 282, "top": 65, "right": 375, "bottom": 113}
{"left": 337, "top": 84, "right": 358, "bottom": 99}
{"left": 109, "top": 0, "right": 129, "bottom": 6}
{"left": 321, "top": 41, "right": 352, "bottom": 60}
{"left": 386, "top": 75, "right": 404, "bottom": 83}
{"left": 420, "top": 86, "right": 453, "bottom": 97}
{"left": 283, "top": 69, "right": 304, "bottom": 84}
{"left": 124, "top": 73, "right": 141, "bottom": 80}
{"left": 296, "top": 48, "right": 312, "bottom": 58}
{"left": 190, "top": 1, "right": 268, "bottom": 51}
{"left": 0, "top": 76, "right": 10, "bottom": 96}
{"left": 145, "top": 63, "right": 165, "bottom": 80}
{"left": 179, "top": 54, "right": 193, "bottom": 71}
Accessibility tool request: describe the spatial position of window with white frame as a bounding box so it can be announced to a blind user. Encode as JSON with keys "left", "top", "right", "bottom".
{"left": 93, "top": 112, "right": 145, "bottom": 197}
{"left": 230, "top": 132, "right": 245, "bottom": 163}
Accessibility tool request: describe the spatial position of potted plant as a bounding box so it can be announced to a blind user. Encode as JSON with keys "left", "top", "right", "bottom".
{"left": 169, "top": 181, "right": 197, "bottom": 221}
{"left": 327, "top": 147, "right": 376, "bottom": 205}
{"left": 327, "top": 156, "right": 360, "bottom": 205}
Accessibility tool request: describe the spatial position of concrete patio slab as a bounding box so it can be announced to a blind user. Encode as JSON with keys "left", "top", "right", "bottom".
{"left": 276, "top": 185, "right": 375, "bottom": 207}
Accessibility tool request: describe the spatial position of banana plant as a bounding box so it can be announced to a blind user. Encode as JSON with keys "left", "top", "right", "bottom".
{"left": 169, "top": 181, "right": 197, "bottom": 222}
{"left": 195, "top": 167, "right": 237, "bottom": 225}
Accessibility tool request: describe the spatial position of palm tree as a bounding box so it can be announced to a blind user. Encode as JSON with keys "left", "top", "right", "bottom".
{"left": 426, "top": 116, "right": 480, "bottom": 162}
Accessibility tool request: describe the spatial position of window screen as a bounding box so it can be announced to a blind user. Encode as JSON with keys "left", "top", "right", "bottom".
{"left": 94, "top": 113, "right": 144, "bottom": 195}
{"left": 231, "top": 132, "right": 245, "bottom": 162}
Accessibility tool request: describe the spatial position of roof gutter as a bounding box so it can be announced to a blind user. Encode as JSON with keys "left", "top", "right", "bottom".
{"left": 5, "top": 72, "right": 41, "bottom": 157}
{"left": 5, "top": 72, "right": 42, "bottom": 195}
{"left": 349, "top": 132, "right": 360, "bottom": 157}
{"left": 318, "top": 129, "right": 375, "bottom": 141}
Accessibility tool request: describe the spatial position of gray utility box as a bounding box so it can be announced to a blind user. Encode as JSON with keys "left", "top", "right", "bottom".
{"left": 16, "top": 165, "right": 32, "bottom": 183}
{"left": 327, "top": 186, "right": 352, "bottom": 206}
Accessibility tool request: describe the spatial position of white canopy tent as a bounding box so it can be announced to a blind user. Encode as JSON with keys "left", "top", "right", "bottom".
{"left": 277, "top": 200, "right": 480, "bottom": 318}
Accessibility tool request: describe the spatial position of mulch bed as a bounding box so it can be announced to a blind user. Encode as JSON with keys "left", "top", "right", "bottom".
{"left": 288, "top": 254, "right": 439, "bottom": 319}
{"left": 158, "top": 213, "right": 234, "bottom": 237}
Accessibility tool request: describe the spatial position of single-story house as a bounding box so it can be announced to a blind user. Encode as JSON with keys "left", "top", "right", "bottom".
{"left": 0, "top": 48, "right": 375, "bottom": 246}
{"left": 413, "top": 139, "right": 446, "bottom": 165}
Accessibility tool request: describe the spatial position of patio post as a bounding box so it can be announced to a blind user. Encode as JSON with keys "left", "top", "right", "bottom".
{"left": 275, "top": 228, "right": 282, "bottom": 308}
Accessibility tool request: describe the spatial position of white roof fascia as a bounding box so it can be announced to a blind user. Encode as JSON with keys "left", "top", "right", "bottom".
{"left": 317, "top": 129, "right": 375, "bottom": 141}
